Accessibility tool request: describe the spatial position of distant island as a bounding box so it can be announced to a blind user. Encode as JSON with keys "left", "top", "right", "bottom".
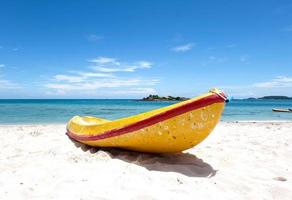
{"left": 238, "top": 96, "right": 292, "bottom": 100}
{"left": 141, "top": 94, "right": 190, "bottom": 101}
{"left": 141, "top": 95, "right": 292, "bottom": 101}
{"left": 258, "top": 96, "right": 292, "bottom": 100}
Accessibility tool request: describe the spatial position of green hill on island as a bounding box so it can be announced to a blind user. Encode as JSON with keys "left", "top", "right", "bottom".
{"left": 142, "top": 94, "right": 190, "bottom": 101}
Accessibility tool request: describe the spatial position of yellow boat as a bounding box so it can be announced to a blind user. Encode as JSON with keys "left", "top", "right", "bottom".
{"left": 66, "top": 88, "right": 227, "bottom": 153}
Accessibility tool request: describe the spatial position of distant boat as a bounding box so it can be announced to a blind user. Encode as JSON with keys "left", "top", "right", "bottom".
{"left": 272, "top": 108, "right": 292, "bottom": 113}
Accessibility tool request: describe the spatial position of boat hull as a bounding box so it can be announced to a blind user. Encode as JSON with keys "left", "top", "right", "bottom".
{"left": 67, "top": 89, "right": 226, "bottom": 153}
{"left": 272, "top": 108, "right": 292, "bottom": 113}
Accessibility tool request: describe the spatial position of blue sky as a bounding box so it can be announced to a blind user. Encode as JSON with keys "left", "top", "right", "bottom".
{"left": 0, "top": 0, "right": 292, "bottom": 98}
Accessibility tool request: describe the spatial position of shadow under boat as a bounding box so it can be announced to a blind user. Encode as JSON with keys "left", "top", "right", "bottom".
{"left": 69, "top": 137, "right": 217, "bottom": 178}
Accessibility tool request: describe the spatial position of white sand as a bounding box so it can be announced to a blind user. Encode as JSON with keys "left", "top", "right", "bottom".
{"left": 0, "top": 122, "right": 291, "bottom": 200}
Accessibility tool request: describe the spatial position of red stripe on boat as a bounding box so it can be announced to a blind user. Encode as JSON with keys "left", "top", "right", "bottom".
{"left": 67, "top": 92, "right": 226, "bottom": 141}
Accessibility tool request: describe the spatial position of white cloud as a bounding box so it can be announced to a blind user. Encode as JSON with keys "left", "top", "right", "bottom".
{"left": 201, "top": 56, "right": 228, "bottom": 66}
{"left": 171, "top": 43, "right": 194, "bottom": 52}
{"left": 12, "top": 48, "right": 19, "bottom": 51}
{"left": 54, "top": 71, "right": 115, "bottom": 83}
{"left": 111, "top": 88, "right": 157, "bottom": 95}
{"left": 0, "top": 65, "right": 21, "bottom": 89}
{"left": 44, "top": 56, "right": 158, "bottom": 96}
{"left": 45, "top": 78, "right": 158, "bottom": 91}
{"left": 89, "top": 57, "right": 120, "bottom": 66}
{"left": 136, "top": 61, "right": 152, "bottom": 69}
{"left": 221, "top": 76, "right": 292, "bottom": 98}
{"left": 0, "top": 79, "right": 21, "bottom": 89}
{"left": 76, "top": 72, "right": 114, "bottom": 78}
{"left": 253, "top": 76, "right": 292, "bottom": 88}
{"left": 45, "top": 87, "right": 157, "bottom": 97}
{"left": 89, "top": 57, "right": 152, "bottom": 73}
{"left": 91, "top": 67, "right": 124, "bottom": 73}
{"left": 54, "top": 75, "right": 85, "bottom": 83}
{"left": 86, "top": 34, "right": 104, "bottom": 42}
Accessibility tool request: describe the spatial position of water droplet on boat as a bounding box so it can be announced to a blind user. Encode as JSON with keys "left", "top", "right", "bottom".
{"left": 180, "top": 119, "right": 185, "bottom": 125}
{"left": 201, "top": 111, "right": 208, "bottom": 121}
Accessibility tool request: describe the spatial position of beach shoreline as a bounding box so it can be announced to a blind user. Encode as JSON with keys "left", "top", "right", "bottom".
{"left": 0, "top": 119, "right": 291, "bottom": 126}
{"left": 1, "top": 121, "right": 291, "bottom": 199}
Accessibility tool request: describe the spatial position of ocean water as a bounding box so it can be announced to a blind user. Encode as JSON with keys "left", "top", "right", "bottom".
{"left": 0, "top": 99, "right": 291, "bottom": 124}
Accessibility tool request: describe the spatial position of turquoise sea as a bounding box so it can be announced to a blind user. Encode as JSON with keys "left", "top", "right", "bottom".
{"left": 0, "top": 99, "right": 291, "bottom": 124}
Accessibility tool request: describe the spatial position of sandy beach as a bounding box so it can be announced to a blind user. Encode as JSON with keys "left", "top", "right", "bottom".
{"left": 0, "top": 122, "right": 291, "bottom": 200}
